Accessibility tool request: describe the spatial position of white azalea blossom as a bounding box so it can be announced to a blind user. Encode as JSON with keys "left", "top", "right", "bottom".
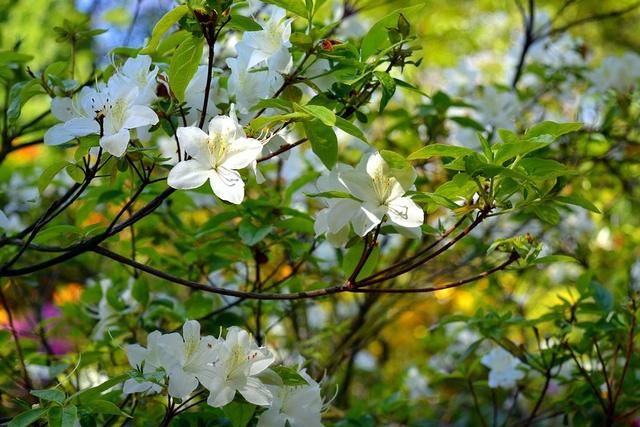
{"left": 123, "top": 331, "right": 165, "bottom": 395}
{"left": 239, "top": 6, "right": 293, "bottom": 73}
{"left": 481, "top": 347, "right": 525, "bottom": 389}
{"left": 314, "top": 152, "right": 424, "bottom": 246}
{"left": 167, "top": 112, "right": 263, "bottom": 204}
{"left": 204, "top": 326, "right": 275, "bottom": 407}
{"left": 44, "top": 72, "right": 158, "bottom": 156}
{"left": 257, "top": 368, "right": 323, "bottom": 427}
{"left": 586, "top": 53, "right": 640, "bottom": 93}
{"left": 227, "top": 51, "right": 277, "bottom": 116}
{"left": 160, "top": 320, "right": 217, "bottom": 399}
{"left": 111, "top": 55, "right": 159, "bottom": 105}
{"left": 184, "top": 65, "right": 228, "bottom": 126}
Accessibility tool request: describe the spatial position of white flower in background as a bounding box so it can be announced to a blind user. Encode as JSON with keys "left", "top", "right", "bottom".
{"left": 184, "top": 65, "right": 228, "bottom": 126}
{"left": 204, "top": 326, "right": 275, "bottom": 407}
{"left": 314, "top": 152, "right": 424, "bottom": 246}
{"left": 404, "top": 367, "right": 430, "bottom": 400}
{"left": 123, "top": 331, "right": 165, "bottom": 395}
{"left": 473, "top": 85, "right": 519, "bottom": 131}
{"left": 257, "top": 368, "right": 323, "bottom": 427}
{"left": 481, "top": 347, "right": 525, "bottom": 388}
{"left": 586, "top": 53, "right": 640, "bottom": 93}
{"left": 157, "top": 136, "right": 186, "bottom": 165}
{"left": 44, "top": 78, "right": 158, "bottom": 156}
{"left": 112, "top": 55, "right": 159, "bottom": 105}
{"left": 630, "top": 258, "right": 640, "bottom": 293}
{"left": 167, "top": 112, "right": 263, "bottom": 204}
{"left": 0, "top": 209, "right": 23, "bottom": 233}
{"left": 92, "top": 278, "right": 119, "bottom": 340}
{"left": 227, "top": 52, "right": 277, "bottom": 116}
{"left": 160, "top": 320, "right": 217, "bottom": 399}
{"left": 1, "top": 173, "right": 39, "bottom": 213}
{"left": 239, "top": 6, "right": 293, "bottom": 73}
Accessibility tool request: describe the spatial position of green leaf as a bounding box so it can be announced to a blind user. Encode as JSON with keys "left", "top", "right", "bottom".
{"left": 493, "top": 139, "right": 551, "bottom": 165}
{"left": 296, "top": 103, "right": 335, "bottom": 126}
{"left": 222, "top": 402, "right": 256, "bottom": 427}
{"left": 524, "top": 121, "right": 582, "bottom": 139}
{"left": 374, "top": 71, "right": 396, "bottom": 113}
{"left": 361, "top": 5, "right": 422, "bottom": 59}
{"left": 7, "top": 80, "right": 45, "bottom": 124}
{"left": 532, "top": 204, "right": 560, "bottom": 224}
{"left": 8, "top": 409, "right": 46, "bottom": 427}
{"left": 0, "top": 51, "right": 33, "bottom": 65}
{"left": 272, "top": 365, "right": 310, "bottom": 386}
{"left": 85, "top": 400, "right": 125, "bottom": 415}
{"left": 531, "top": 255, "right": 579, "bottom": 265}
{"left": 303, "top": 119, "right": 338, "bottom": 169}
{"left": 261, "top": 0, "right": 307, "bottom": 17}
{"left": 47, "top": 406, "right": 77, "bottom": 427}
{"left": 238, "top": 220, "right": 273, "bottom": 246}
{"left": 342, "top": 241, "right": 380, "bottom": 281}
{"left": 67, "top": 374, "right": 128, "bottom": 404}
{"left": 408, "top": 144, "right": 475, "bottom": 161}
{"left": 31, "top": 388, "right": 65, "bottom": 405}
{"left": 141, "top": 5, "right": 189, "bottom": 53}
{"left": 519, "top": 158, "right": 568, "bottom": 178}
{"left": 38, "top": 161, "right": 70, "bottom": 194}
{"left": 449, "top": 116, "right": 485, "bottom": 131}
{"left": 334, "top": 116, "right": 367, "bottom": 143}
{"left": 168, "top": 35, "right": 205, "bottom": 102}
{"left": 556, "top": 195, "right": 600, "bottom": 214}
{"left": 228, "top": 15, "right": 263, "bottom": 32}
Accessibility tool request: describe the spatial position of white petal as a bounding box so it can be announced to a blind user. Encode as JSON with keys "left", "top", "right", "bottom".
{"left": 167, "top": 160, "right": 212, "bottom": 190}
{"left": 206, "top": 384, "right": 236, "bottom": 408}
{"left": 63, "top": 118, "right": 100, "bottom": 137}
{"left": 326, "top": 199, "right": 360, "bottom": 233}
{"left": 51, "top": 97, "right": 74, "bottom": 121}
{"left": 182, "top": 320, "right": 201, "bottom": 347}
{"left": 167, "top": 371, "right": 198, "bottom": 398}
{"left": 210, "top": 168, "right": 245, "bottom": 204}
{"left": 387, "top": 197, "right": 424, "bottom": 228}
{"left": 351, "top": 205, "right": 384, "bottom": 236}
{"left": 125, "top": 344, "right": 148, "bottom": 369}
{"left": 176, "top": 126, "right": 211, "bottom": 163}
{"left": 123, "top": 105, "right": 158, "bottom": 129}
{"left": 100, "top": 129, "right": 131, "bottom": 157}
{"left": 239, "top": 377, "right": 273, "bottom": 406}
{"left": 44, "top": 123, "right": 74, "bottom": 146}
{"left": 222, "top": 138, "right": 263, "bottom": 170}
{"left": 208, "top": 115, "right": 242, "bottom": 141}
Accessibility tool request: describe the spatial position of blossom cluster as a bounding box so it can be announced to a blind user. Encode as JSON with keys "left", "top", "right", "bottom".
{"left": 123, "top": 321, "right": 323, "bottom": 426}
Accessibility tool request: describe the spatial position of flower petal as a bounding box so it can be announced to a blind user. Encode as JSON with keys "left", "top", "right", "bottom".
{"left": 239, "top": 376, "right": 273, "bottom": 406}
{"left": 221, "top": 138, "right": 263, "bottom": 170}
{"left": 210, "top": 168, "right": 245, "bottom": 204}
{"left": 167, "top": 160, "right": 212, "bottom": 190}
{"left": 387, "top": 197, "right": 424, "bottom": 228}
{"left": 176, "top": 126, "right": 211, "bottom": 163}
{"left": 167, "top": 370, "right": 198, "bottom": 398}
{"left": 100, "top": 129, "right": 131, "bottom": 157}
{"left": 123, "top": 105, "right": 159, "bottom": 129}
{"left": 44, "top": 123, "right": 75, "bottom": 146}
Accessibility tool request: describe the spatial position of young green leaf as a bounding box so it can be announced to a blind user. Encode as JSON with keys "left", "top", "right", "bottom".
{"left": 303, "top": 119, "right": 338, "bottom": 169}
{"left": 168, "top": 35, "right": 205, "bottom": 103}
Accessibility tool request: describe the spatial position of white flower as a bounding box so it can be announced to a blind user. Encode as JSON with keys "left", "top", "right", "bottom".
{"left": 167, "top": 112, "right": 263, "bottom": 204}
{"left": 160, "top": 320, "right": 217, "bottom": 399}
{"left": 184, "top": 65, "right": 228, "bottom": 126}
{"left": 257, "top": 368, "right": 323, "bottom": 427}
{"left": 314, "top": 152, "right": 423, "bottom": 245}
{"left": 405, "top": 367, "right": 430, "bottom": 400}
{"left": 239, "top": 6, "right": 293, "bottom": 73}
{"left": 204, "top": 326, "right": 275, "bottom": 407}
{"left": 481, "top": 347, "right": 525, "bottom": 389}
{"left": 227, "top": 52, "right": 277, "bottom": 115}
{"left": 111, "top": 55, "right": 159, "bottom": 105}
{"left": 44, "top": 77, "right": 158, "bottom": 157}
{"left": 123, "top": 331, "right": 165, "bottom": 395}
{"left": 473, "top": 86, "right": 519, "bottom": 131}
{"left": 586, "top": 53, "right": 640, "bottom": 93}
{"left": 630, "top": 258, "right": 640, "bottom": 293}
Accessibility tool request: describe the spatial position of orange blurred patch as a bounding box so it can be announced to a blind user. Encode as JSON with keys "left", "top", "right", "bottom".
{"left": 0, "top": 308, "right": 8, "bottom": 324}
{"left": 8, "top": 142, "right": 41, "bottom": 163}
{"left": 53, "top": 283, "right": 83, "bottom": 305}
{"left": 273, "top": 264, "right": 293, "bottom": 281}
{"left": 82, "top": 212, "right": 107, "bottom": 227}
